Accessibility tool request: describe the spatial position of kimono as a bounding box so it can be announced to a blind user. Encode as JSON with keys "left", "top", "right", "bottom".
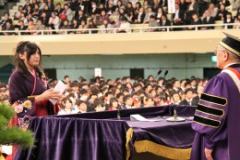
{"left": 191, "top": 64, "right": 240, "bottom": 160}
{"left": 9, "top": 69, "right": 55, "bottom": 117}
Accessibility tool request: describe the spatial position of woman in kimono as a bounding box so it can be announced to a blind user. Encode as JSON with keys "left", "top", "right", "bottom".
{"left": 9, "top": 41, "right": 61, "bottom": 118}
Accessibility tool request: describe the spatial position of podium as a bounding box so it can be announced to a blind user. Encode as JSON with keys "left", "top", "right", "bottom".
{"left": 15, "top": 105, "right": 195, "bottom": 160}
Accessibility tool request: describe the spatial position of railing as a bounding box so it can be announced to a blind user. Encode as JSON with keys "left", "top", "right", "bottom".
{"left": 0, "top": 23, "right": 239, "bottom": 36}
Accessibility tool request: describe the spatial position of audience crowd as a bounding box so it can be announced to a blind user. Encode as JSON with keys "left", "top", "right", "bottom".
{"left": 0, "top": 75, "right": 207, "bottom": 115}
{"left": 0, "top": 0, "right": 240, "bottom": 34}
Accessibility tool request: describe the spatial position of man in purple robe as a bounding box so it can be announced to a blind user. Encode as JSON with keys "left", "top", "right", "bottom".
{"left": 191, "top": 33, "right": 240, "bottom": 160}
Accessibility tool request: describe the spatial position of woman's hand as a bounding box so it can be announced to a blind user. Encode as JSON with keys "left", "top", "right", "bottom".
{"left": 35, "top": 89, "right": 62, "bottom": 102}
{"left": 205, "top": 148, "right": 213, "bottom": 160}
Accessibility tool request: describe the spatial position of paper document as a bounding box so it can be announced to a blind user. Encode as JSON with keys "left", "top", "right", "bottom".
{"left": 49, "top": 80, "right": 66, "bottom": 105}
{"left": 130, "top": 114, "right": 162, "bottom": 122}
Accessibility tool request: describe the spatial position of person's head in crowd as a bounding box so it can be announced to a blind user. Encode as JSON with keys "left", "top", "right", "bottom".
{"left": 67, "top": 92, "right": 76, "bottom": 105}
{"left": 175, "top": 3, "right": 180, "bottom": 10}
{"left": 79, "top": 89, "right": 89, "bottom": 101}
{"left": 55, "top": 2, "right": 61, "bottom": 9}
{"left": 192, "top": 89, "right": 198, "bottom": 98}
{"left": 78, "top": 9, "right": 84, "bottom": 17}
{"left": 123, "top": 95, "right": 133, "bottom": 109}
{"left": 113, "top": 88, "right": 121, "bottom": 96}
{"left": 149, "top": 15, "right": 156, "bottom": 22}
{"left": 40, "top": 11, "right": 47, "bottom": 19}
{"left": 132, "top": 96, "right": 142, "bottom": 108}
{"left": 64, "top": 75, "right": 71, "bottom": 85}
{"left": 157, "top": 77, "right": 165, "bottom": 87}
{"left": 117, "top": 0, "right": 122, "bottom": 7}
{"left": 127, "top": 2, "right": 133, "bottom": 9}
{"left": 156, "top": 86, "right": 163, "bottom": 95}
{"left": 3, "top": 12, "right": 10, "bottom": 20}
{"left": 225, "top": 12, "right": 233, "bottom": 21}
{"left": 172, "top": 79, "right": 181, "bottom": 91}
{"left": 133, "top": 83, "right": 141, "bottom": 92}
{"left": 122, "top": 88, "right": 130, "bottom": 96}
{"left": 70, "top": 81, "right": 79, "bottom": 93}
{"left": 121, "top": 76, "right": 127, "bottom": 83}
{"left": 184, "top": 88, "right": 194, "bottom": 101}
{"left": 149, "top": 88, "right": 157, "bottom": 98}
{"left": 48, "top": 79, "right": 57, "bottom": 88}
{"left": 50, "top": 11, "right": 57, "bottom": 18}
{"left": 208, "top": 3, "right": 216, "bottom": 12}
{"left": 219, "top": 3, "right": 225, "bottom": 11}
{"left": 159, "top": 92, "right": 169, "bottom": 105}
{"left": 116, "top": 93, "right": 124, "bottom": 105}
{"left": 104, "top": 91, "right": 114, "bottom": 104}
{"left": 135, "top": 2, "right": 142, "bottom": 9}
{"left": 109, "top": 97, "right": 119, "bottom": 111}
{"left": 98, "top": 3, "right": 105, "bottom": 10}
{"left": 101, "top": 86, "right": 108, "bottom": 95}
{"left": 171, "top": 92, "right": 181, "bottom": 105}
{"left": 63, "top": 4, "right": 69, "bottom": 10}
{"left": 203, "top": 10, "right": 211, "bottom": 18}
{"left": 14, "top": 41, "right": 43, "bottom": 76}
{"left": 138, "top": 7, "right": 144, "bottom": 14}
{"left": 62, "top": 20, "right": 69, "bottom": 27}
{"left": 144, "top": 84, "right": 152, "bottom": 94}
{"left": 146, "top": 7, "right": 153, "bottom": 14}
{"left": 143, "top": 96, "right": 155, "bottom": 107}
{"left": 78, "top": 76, "right": 86, "bottom": 82}
{"left": 180, "top": 79, "right": 186, "bottom": 90}
{"left": 61, "top": 95, "right": 74, "bottom": 112}
{"left": 93, "top": 98, "right": 106, "bottom": 112}
{"left": 147, "top": 75, "right": 154, "bottom": 81}
{"left": 91, "top": 1, "right": 97, "bottom": 9}
{"left": 75, "top": 99, "right": 87, "bottom": 113}
{"left": 191, "top": 13, "right": 199, "bottom": 21}
{"left": 91, "top": 86, "right": 100, "bottom": 95}
{"left": 79, "top": 19, "right": 86, "bottom": 26}
{"left": 196, "top": 84, "right": 204, "bottom": 96}
{"left": 88, "top": 94, "right": 97, "bottom": 104}
{"left": 81, "top": 83, "right": 89, "bottom": 90}
{"left": 190, "top": 78, "right": 197, "bottom": 89}
{"left": 125, "top": 82, "right": 133, "bottom": 91}
{"left": 139, "top": 81, "right": 145, "bottom": 88}
{"left": 184, "top": 80, "right": 192, "bottom": 90}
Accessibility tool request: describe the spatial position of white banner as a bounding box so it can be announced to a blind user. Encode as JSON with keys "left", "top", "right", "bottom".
{"left": 94, "top": 68, "right": 102, "bottom": 77}
{"left": 168, "top": 0, "right": 176, "bottom": 13}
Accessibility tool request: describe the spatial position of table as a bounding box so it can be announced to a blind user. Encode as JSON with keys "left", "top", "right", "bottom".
{"left": 15, "top": 105, "right": 196, "bottom": 160}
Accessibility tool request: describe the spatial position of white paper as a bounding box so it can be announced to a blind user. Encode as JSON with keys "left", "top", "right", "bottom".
{"left": 130, "top": 114, "right": 161, "bottom": 122}
{"left": 49, "top": 80, "right": 66, "bottom": 105}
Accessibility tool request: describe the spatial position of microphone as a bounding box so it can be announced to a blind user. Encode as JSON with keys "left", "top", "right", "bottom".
{"left": 155, "top": 69, "right": 162, "bottom": 78}
{"left": 164, "top": 70, "right": 168, "bottom": 78}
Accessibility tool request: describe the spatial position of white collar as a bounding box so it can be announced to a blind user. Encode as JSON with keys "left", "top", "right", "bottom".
{"left": 223, "top": 63, "right": 240, "bottom": 69}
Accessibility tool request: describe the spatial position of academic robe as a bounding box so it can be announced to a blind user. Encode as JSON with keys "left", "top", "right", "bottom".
{"left": 9, "top": 69, "right": 55, "bottom": 117}
{"left": 191, "top": 64, "right": 240, "bottom": 160}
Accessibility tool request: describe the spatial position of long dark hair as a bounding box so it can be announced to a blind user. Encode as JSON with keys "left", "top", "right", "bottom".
{"left": 14, "top": 41, "right": 43, "bottom": 77}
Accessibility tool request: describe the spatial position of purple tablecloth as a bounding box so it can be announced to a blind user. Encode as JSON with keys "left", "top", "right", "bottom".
{"left": 15, "top": 105, "right": 196, "bottom": 160}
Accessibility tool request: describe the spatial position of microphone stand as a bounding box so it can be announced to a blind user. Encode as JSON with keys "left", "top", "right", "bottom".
{"left": 117, "top": 106, "right": 121, "bottom": 120}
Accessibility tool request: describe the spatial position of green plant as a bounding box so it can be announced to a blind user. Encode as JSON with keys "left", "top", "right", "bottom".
{"left": 0, "top": 103, "right": 34, "bottom": 148}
